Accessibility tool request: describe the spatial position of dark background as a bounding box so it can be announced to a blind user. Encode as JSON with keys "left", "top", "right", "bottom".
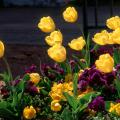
{"left": 0, "top": 0, "right": 120, "bottom": 76}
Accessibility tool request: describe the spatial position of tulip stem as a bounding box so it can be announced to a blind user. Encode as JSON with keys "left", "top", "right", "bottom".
{"left": 2, "top": 57, "right": 13, "bottom": 81}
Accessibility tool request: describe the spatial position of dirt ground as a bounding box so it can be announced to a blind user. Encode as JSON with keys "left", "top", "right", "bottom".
{"left": 0, "top": 44, "right": 80, "bottom": 77}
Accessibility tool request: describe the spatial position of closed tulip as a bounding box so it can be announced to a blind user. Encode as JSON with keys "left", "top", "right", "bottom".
{"left": 68, "top": 36, "right": 86, "bottom": 51}
{"left": 45, "top": 30, "right": 63, "bottom": 46}
{"left": 23, "top": 106, "right": 36, "bottom": 119}
{"left": 95, "top": 53, "right": 114, "bottom": 73}
{"left": 63, "top": 7, "right": 78, "bottom": 23}
{"left": 110, "top": 28, "right": 120, "bottom": 44}
{"left": 0, "top": 41, "right": 4, "bottom": 58}
{"left": 93, "top": 30, "right": 110, "bottom": 45}
{"left": 47, "top": 44, "right": 66, "bottom": 62}
{"left": 38, "top": 16, "right": 55, "bottom": 33}
{"left": 106, "top": 16, "right": 120, "bottom": 30}
{"left": 51, "top": 100, "right": 62, "bottom": 112}
{"left": 29, "top": 73, "right": 41, "bottom": 85}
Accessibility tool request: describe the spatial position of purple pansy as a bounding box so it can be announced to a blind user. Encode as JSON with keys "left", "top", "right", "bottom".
{"left": 88, "top": 96, "right": 105, "bottom": 111}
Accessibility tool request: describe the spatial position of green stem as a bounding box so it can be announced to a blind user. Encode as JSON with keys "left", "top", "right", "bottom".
{"left": 2, "top": 57, "right": 13, "bottom": 80}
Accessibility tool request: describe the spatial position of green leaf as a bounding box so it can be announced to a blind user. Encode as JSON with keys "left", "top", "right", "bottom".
{"left": 63, "top": 92, "right": 78, "bottom": 110}
{"left": 76, "top": 92, "right": 101, "bottom": 114}
{"left": 0, "top": 108, "right": 17, "bottom": 119}
{"left": 0, "top": 101, "right": 17, "bottom": 119}
{"left": 105, "top": 101, "right": 112, "bottom": 111}
{"left": 113, "top": 48, "right": 120, "bottom": 66}
{"left": 22, "top": 74, "right": 30, "bottom": 81}
{"left": 16, "top": 80, "right": 25, "bottom": 93}
{"left": 41, "top": 89, "right": 48, "bottom": 96}
{"left": 11, "top": 92, "right": 18, "bottom": 108}
{"left": 115, "top": 76, "right": 120, "bottom": 98}
{"left": 92, "top": 44, "right": 100, "bottom": 51}
{"left": 72, "top": 55, "right": 87, "bottom": 69}
{"left": 84, "top": 34, "right": 90, "bottom": 67}
{"left": 73, "top": 73, "right": 78, "bottom": 97}
{"left": 61, "top": 107, "right": 73, "bottom": 120}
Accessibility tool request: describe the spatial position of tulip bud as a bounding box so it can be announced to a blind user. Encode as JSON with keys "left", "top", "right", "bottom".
{"left": 63, "top": 7, "right": 78, "bottom": 23}
{"left": 106, "top": 16, "right": 120, "bottom": 30}
{"left": 51, "top": 100, "right": 62, "bottom": 112}
{"left": 95, "top": 53, "right": 114, "bottom": 73}
{"left": 93, "top": 30, "right": 113, "bottom": 45}
{"left": 38, "top": 16, "right": 55, "bottom": 33}
{"left": 29, "top": 73, "right": 41, "bottom": 85}
{"left": 68, "top": 36, "right": 86, "bottom": 51}
{"left": 0, "top": 41, "right": 4, "bottom": 58}
{"left": 47, "top": 44, "right": 66, "bottom": 62}
{"left": 45, "top": 30, "right": 63, "bottom": 46}
{"left": 23, "top": 106, "right": 36, "bottom": 119}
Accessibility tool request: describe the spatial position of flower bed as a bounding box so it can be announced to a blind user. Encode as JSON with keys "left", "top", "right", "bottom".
{"left": 0, "top": 6, "right": 120, "bottom": 120}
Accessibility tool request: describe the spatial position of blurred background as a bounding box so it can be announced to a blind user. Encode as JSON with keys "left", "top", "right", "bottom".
{"left": 0, "top": 0, "right": 120, "bottom": 75}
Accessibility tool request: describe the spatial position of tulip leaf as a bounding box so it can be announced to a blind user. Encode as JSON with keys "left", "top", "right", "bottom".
{"left": 84, "top": 34, "right": 90, "bottom": 67}
{"left": 0, "top": 101, "right": 17, "bottom": 119}
{"left": 105, "top": 101, "right": 112, "bottom": 111}
{"left": 61, "top": 107, "right": 73, "bottom": 120}
{"left": 22, "top": 74, "right": 30, "bottom": 81}
{"left": 73, "top": 73, "right": 78, "bottom": 97}
{"left": 76, "top": 92, "right": 101, "bottom": 113}
{"left": 113, "top": 48, "right": 120, "bottom": 66}
{"left": 63, "top": 92, "right": 79, "bottom": 110}
{"left": 115, "top": 75, "right": 120, "bottom": 98}
{"left": 72, "top": 55, "right": 87, "bottom": 69}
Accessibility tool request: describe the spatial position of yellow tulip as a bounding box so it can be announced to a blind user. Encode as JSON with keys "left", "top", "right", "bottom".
{"left": 109, "top": 103, "right": 120, "bottom": 116}
{"left": 49, "top": 82, "right": 73, "bottom": 101}
{"left": 63, "top": 7, "right": 78, "bottom": 23}
{"left": 95, "top": 53, "right": 114, "bottom": 73}
{"left": 110, "top": 28, "right": 120, "bottom": 44}
{"left": 47, "top": 44, "right": 66, "bottom": 62}
{"left": 0, "top": 41, "right": 4, "bottom": 58}
{"left": 68, "top": 36, "right": 86, "bottom": 51}
{"left": 23, "top": 106, "right": 36, "bottom": 119}
{"left": 38, "top": 16, "right": 55, "bottom": 33}
{"left": 49, "top": 83, "right": 63, "bottom": 101}
{"left": 51, "top": 100, "right": 62, "bottom": 112}
{"left": 45, "top": 30, "right": 63, "bottom": 46}
{"left": 106, "top": 16, "right": 120, "bottom": 30}
{"left": 29, "top": 73, "right": 41, "bottom": 84}
{"left": 93, "top": 30, "right": 110, "bottom": 45}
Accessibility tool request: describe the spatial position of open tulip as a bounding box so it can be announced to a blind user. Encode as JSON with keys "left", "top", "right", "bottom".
{"left": 110, "top": 28, "right": 120, "bottom": 44}
{"left": 63, "top": 7, "right": 78, "bottom": 23}
{"left": 68, "top": 36, "right": 86, "bottom": 51}
{"left": 95, "top": 53, "right": 114, "bottom": 73}
{"left": 29, "top": 73, "right": 41, "bottom": 85}
{"left": 106, "top": 16, "right": 120, "bottom": 30}
{"left": 51, "top": 100, "right": 62, "bottom": 112}
{"left": 45, "top": 30, "right": 63, "bottom": 46}
{"left": 23, "top": 106, "right": 36, "bottom": 119}
{"left": 47, "top": 44, "right": 66, "bottom": 62}
{"left": 93, "top": 30, "right": 110, "bottom": 45}
{"left": 38, "top": 16, "right": 55, "bottom": 33}
{"left": 0, "top": 41, "right": 4, "bottom": 58}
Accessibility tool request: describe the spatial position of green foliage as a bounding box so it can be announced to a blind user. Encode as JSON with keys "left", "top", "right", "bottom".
{"left": 113, "top": 48, "right": 120, "bottom": 66}
{"left": 73, "top": 73, "right": 78, "bottom": 97}
{"left": 115, "top": 73, "right": 120, "bottom": 98}
{"left": 61, "top": 107, "right": 73, "bottom": 120}
{"left": 63, "top": 91, "right": 100, "bottom": 120}
{"left": 84, "top": 34, "right": 91, "bottom": 67}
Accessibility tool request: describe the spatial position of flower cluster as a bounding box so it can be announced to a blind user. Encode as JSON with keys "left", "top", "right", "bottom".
{"left": 1, "top": 6, "right": 120, "bottom": 120}
{"left": 93, "top": 16, "right": 120, "bottom": 45}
